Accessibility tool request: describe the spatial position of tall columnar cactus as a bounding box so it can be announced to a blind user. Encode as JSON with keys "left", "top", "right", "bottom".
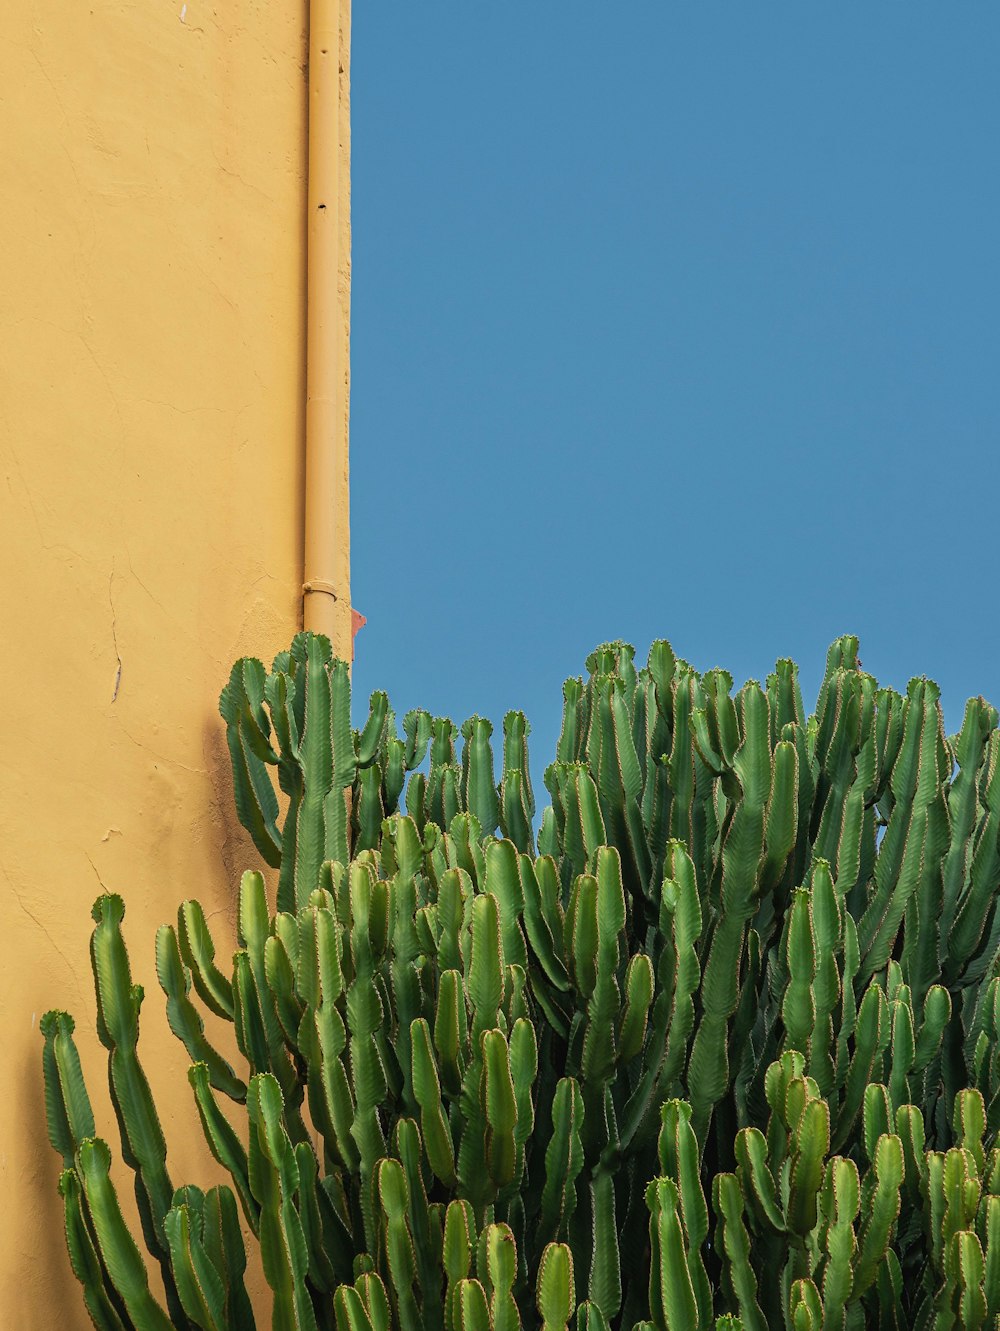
{"left": 42, "top": 632, "right": 1000, "bottom": 1330}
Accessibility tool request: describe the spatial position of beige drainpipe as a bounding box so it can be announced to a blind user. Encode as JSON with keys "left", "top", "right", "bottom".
{"left": 303, "top": 0, "right": 353, "bottom": 656}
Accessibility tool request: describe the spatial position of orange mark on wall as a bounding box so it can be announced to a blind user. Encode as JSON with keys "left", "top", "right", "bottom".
{"left": 351, "top": 608, "right": 367, "bottom": 660}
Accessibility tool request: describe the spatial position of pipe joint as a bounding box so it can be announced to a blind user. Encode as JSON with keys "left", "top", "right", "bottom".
{"left": 302, "top": 579, "right": 339, "bottom": 599}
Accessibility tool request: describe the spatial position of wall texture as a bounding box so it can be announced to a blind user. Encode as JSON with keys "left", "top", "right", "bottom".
{"left": 1, "top": 3, "right": 350, "bottom": 1324}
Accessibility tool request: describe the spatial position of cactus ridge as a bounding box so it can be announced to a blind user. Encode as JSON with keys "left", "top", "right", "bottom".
{"left": 42, "top": 632, "right": 1000, "bottom": 1330}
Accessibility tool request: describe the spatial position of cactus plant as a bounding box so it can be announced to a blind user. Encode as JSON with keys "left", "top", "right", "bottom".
{"left": 42, "top": 631, "right": 1000, "bottom": 1329}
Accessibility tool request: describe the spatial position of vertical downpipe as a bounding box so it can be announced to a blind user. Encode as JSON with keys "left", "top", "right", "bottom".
{"left": 303, "top": 0, "right": 351, "bottom": 653}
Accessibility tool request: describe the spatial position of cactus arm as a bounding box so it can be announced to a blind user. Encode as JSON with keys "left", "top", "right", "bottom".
{"left": 817, "top": 1157, "right": 859, "bottom": 1331}
{"left": 344, "top": 863, "right": 389, "bottom": 1245}
{"left": 41, "top": 1010, "right": 96, "bottom": 1166}
{"left": 264, "top": 665, "right": 299, "bottom": 778}
{"left": 76, "top": 1139, "right": 175, "bottom": 1331}
{"left": 58, "top": 1168, "right": 129, "bottom": 1331}
{"left": 246, "top": 1075, "right": 318, "bottom": 1331}
{"left": 537, "top": 1243, "right": 575, "bottom": 1331}
{"left": 611, "top": 684, "right": 654, "bottom": 898}
{"left": 940, "top": 699, "right": 994, "bottom": 945}
{"left": 832, "top": 985, "right": 887, "bottom": 1152}
{"left": 811, "top": 669, "right": 863, "bottom": 879}
{"left": 377, "top": 1158, "right": 422, "bottom": 1331}
{"left": 551, "top": 764, "right": 606, "bottom": 881}
{"left": 618, "top": 953, "right": 654, "bottom": 1064}
{"left": 658, "top": 1100, "right": 711, "bottom": 1325}
{"left": 226, "top": 724, "right": 283, "bottom": 867}
{"left": 982, "top": 1194, "right": 1000, "bottom": 1321}
{"left": 945, "top": 1230, "right": 987, "bottom": 1330}
{"left": 954, "top": 737, "right": 1000, "bottom": 987}
{"left": 437, "top": 868, "right": 472, "bottom": 975}
{"left": 443, "top": 1201, "right": 475, "bottom": 1331}
{"left": 504, "top": 710, "right": 537, "bottom": 812}
{"left": 233, "top": 950, "right": 270, "bottom": 1074}
{"left": 786, "top": 1097, "right": 830, "bottom": 1238}
{"left": 912, "top": 983, "right": 951, "bottom": 1078}
{"left": 455, "top": 1279, "right": 491, "bottom": 1331}
{"left": 456, "top": 1050, "right": 493, "bottom": 1222}
{"left": 90, "top": 895, "right": 176, "bottom": 1266}
{"left": 858, "top": 681, "right": 944, "bottom": 983}
{"left": 356, "top": 691, "right": 389, "bottom": 768}
{"left": 565, "top": 873, "right": 599, "bottom": 1010}
{"left": 188, "top": 1063, "right": 259, "bottom": 1232}
{"left": 781, "top": 888, "right": 817, "bottom": 1061}
{"left": 219, "top": 658, "right": 283, "bottom": 868}
{"left": 687, "top": 685, "right": 770, "bottom": 1138}
{"left": 648, "top": 1178, "right": 699, "bottom": 1331}
{"left": 886, "top": 997, "right": 915, "bottom": 1113}
{"left": 482, "top": 1029, "right": 518, "bottom": 1190}
{"left": 536, "top": 853, "right": 569, "bottom": 946}
{"left": 402, "top": 708, "right": 433, "bottom": 771}
{"left": 392, "top": 1118, "right": 442, "bottom": 1330}
{"left": 556, "top": 677, "right": 586, "bottom": 765}
{"left": 833, "top": 917, "right": 860, "bottom": 1096}
{"left": 519, "top": 854, "right": 571, "bottom": 995}
{"left": 294, "top": 1143, "right": 339, "bottom": 1293}
{"left": 382, "top": 737, "right": 408, "bottom": 816}
{"left": 425, "top": 718, "right": 460, "bottom": 829}
{"left": 484, "top": 1223, "right": 520, "bottom": 1331}
{"left": 620, "top": 846, "right": 702, "bottom": 1150}
{"left": 277, "top": 794, "right": 303, "bottom": 918}
{"left": 238, "top": 872, "right": 294, "bottom": 1078}
{"left": 164, "top": 1204, "right": 229, "bottom": 1331}
{"left": 461, "top": 716, "right": 500, "bottom": 839}
{"left": 539, "top": 1078, "right": 585, "bottom": 1245}
{"left": 851, "top": 1134, "right": 903, "bottom": 1298}
{"left": 201, "top": 1185, "right": 257, "bottom": 1331}
{"left": 405, "top": 772, "right": 427, "bottom": 836}
{"left": 657, "top": 846, "right": 703, "bottom": 1082}
{"left": 433, "top": 967, "right": 468, "bottom": 1100}
{"left": 587, "top": 1170, "right": 621, "bottom": 1323}
{"left": 862, "top": 1083, "right": 892, "bottom": 1170}
{"left": 347, "top": 1273, "right": 389, "bottom": 1331}
{"left": 501, "top": 767, "right": 534, "bottom": 856}
{"left": 292, "top": 635, "right": 336, "bottom": 903}
{"left": 411, "top": 1017, "right": 457, "bottom": 1186}
{"left": 381, "top": 812, "right": 424, "bottom": 883}
{"left": 265, "top": 932, "right": 305, "bottom": 1049}
{"left": 500, "top": 1016, "right": 537, "bottom": 1206}
{"left": 468, "top": 893, "right": 505, "bottom": 1040}
{"left": 788, "top": 1280, "right": 824, "bottom": 1331}
{"left": 178, "top": 900, "right": 235, "bottom": 1020}
{"left": 155, "top": 926, "right": 246, "bottom": 1101}
{"left": 334, "top": 1286, "right": 376, "bottom": 1331}
{"left": 735, "top": 1128, "right": 785, "bottom": 1232}
{"left": 571, "top": 765, "right": 609, "bottom": 871}
{"left": 575, "top": 1302, "right": 611, "bottom": 1331}
{"left": 806, "top": 862, "right": 842, "bottom": 1097}
{"left": 486, "top": 839, "right": 529, "bottom": 971}
{"left": 579, "top": 848, "right": 626, "bottom": 1093}
{"left": 946, "top": 799, "right": 1000, "bottom": 985}
{"left": 712, "top": 1173, "right": 767, "bottom": 1331}
{"left": 759, "top": 739, "right": 798, "bottom": 902}
{"left": 352, "top": 767, "right": 384, "bottom": 853}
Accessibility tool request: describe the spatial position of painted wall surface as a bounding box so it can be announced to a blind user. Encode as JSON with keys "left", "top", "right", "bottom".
{"left": 1, "top": 4, "right": 351, "bottom": 1325}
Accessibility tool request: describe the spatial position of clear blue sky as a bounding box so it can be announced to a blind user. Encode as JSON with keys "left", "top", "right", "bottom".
{"left": 349, "top": 6, "right": 999, "bottom": 789}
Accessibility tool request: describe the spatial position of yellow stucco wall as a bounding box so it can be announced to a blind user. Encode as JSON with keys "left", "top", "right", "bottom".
{"left": 1, "top": 4, "right": 351, "bottom": 1324}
